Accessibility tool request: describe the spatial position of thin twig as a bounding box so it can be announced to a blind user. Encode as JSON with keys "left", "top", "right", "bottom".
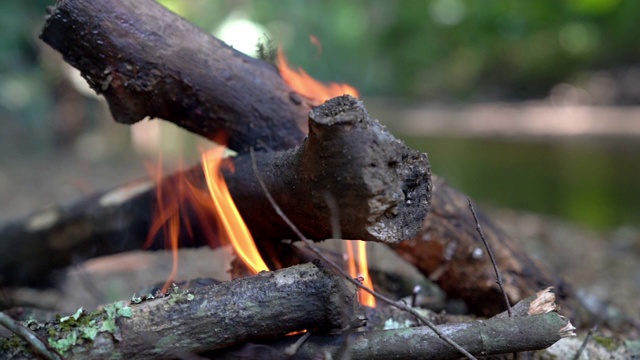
{"left": 250, "top": 148, "right": 477, "bottom": 360}
{"left": 0, "top": 312, "right": 64, "bottom": 360}
{"left": 572, "top": 325, "right": 597, "bottom": 360}
{"left": 468, "top": 197, "right": 513, "bottom": 317}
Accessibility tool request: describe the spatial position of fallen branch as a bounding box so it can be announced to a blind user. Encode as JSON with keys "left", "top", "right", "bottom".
{"left": 0, "top": 96, "right": 430, "bottom": 286}
{"left": 0, "top": 263, "right": 357, "bottom": 359}
{"left": 248, "top": 147, "right": 475, "bottom": 360}
{"left": 217, "top": 289, "right": 575, "bottom": 359}
{"left": 17, "top": 0, "right": 577, "bottom": 320}
{"left": 40, "top": 0, "right": 309, "bottom": 153}
{"left": 248, "top": 312, "right": 572, "bottom": 360}
{"left": 392, "top": 176, "right": 575, "bottom": 317}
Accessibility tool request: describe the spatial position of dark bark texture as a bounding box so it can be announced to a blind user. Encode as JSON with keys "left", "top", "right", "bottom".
{"left": 1, "top": 263, "right": 357, "bottom": 359}
{"left": 40, "top": 0, "right": 310, "bottom": 153}
{"left": 4, "top": 0, "right": 578, "bottom": 320}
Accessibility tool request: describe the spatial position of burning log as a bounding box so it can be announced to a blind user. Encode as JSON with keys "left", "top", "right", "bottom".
{"left": 0, "top": 263, "right": 358, "bottom": 359}
{"left": 40, "top": 0, "right": 309, "bottom": 153}
{"left": 0, "top": 96, "right": 430, "bottom": 286}
{"left": 1, "top": 0, "right": 577, "bottom": 321}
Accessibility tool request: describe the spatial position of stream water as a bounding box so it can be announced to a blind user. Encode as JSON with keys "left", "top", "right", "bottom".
{"left": 402, "top": 135, "right": 640, "bottom": 231}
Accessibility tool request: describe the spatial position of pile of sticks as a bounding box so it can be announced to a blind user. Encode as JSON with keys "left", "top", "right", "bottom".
{"left": 0, "top": 0, "right": 581, "bottom": 358}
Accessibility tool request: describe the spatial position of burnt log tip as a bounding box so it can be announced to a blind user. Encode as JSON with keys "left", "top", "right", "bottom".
{"left": 309, "top": 95, "right": 366, "bottom": 127}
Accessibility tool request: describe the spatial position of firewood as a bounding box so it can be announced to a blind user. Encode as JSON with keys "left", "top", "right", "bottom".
{"left": 239, "top": 313, "right": 572, "bottom": 360}
{"left": 213, "top": 288, "right": 576, "bottom": 359}
{"left": 40, "top": 0, "right": 309, "bottom": 153}
{"left": 28, "top": 0, "right": 580, "bottom": 320}
{"left": 0, "top": 96, "right": 431, "bottom": 286}
{"left": 0, "top": 263, "right": 358, "bottom": 359}
{"left": 392, "top": 176, "right": 574, "bottom": 317}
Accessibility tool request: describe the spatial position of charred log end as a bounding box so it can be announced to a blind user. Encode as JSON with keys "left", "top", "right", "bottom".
{"left": 307, "top": 95, "right": 431, "bottom": 244}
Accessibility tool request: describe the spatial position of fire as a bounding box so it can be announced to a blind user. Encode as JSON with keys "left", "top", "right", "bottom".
{"left": 344, "top": 240, "right": 376, "bottom": 307}
{"left": 201, "top": 145, "right": 269, "bottom": 274}
{"left": 276, "top": 48, "right": 359, "bottom": 106}
{"left": 148, "top": 43, "right": 374, "bottom": 307}
{"left": 146, "top": 146, "right": 268, "bottom": 291}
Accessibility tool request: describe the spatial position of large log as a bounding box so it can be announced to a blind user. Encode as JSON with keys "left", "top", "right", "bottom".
{"left": 22, "top": 0, "right": 575, "bottom": 319}
{"left": 392, "top": 176, "right": 573, "bottom": 317}
{"left": 0, "top": 263, "right": 358, "bottom": 359}
{"left": 40, "top": 0, "right": 310, "bottom": 153}
{"left": 0, "top": 96, "right": 430, "bottom": 286}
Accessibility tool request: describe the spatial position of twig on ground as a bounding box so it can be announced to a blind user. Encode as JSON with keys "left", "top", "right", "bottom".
{"left": 283, "top": 331, "right": 312, "bottom": 356}
{"left": 468, "top": 197, "right": 513, "bottom": 317}
{"left": 0, "top": 312, "right": 64, "bottom": 360}
{"left": 572, "top": 325, "right": 598, "bottom": 360}
{"left": 250, "top": 148, "right": 477, "bottom": 360}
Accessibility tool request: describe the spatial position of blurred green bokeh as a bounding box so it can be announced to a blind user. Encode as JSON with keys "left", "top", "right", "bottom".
{"left": 157, "top": 0, "right": 638, "bottom": 100}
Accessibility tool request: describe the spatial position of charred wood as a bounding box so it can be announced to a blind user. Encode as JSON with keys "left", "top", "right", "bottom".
{"left": 28, "top": 0, "right": 578, "bottom": 322}
{"left": 0, "top": 96, "right": 430, "bottom": 287}
{"left": 40, "top": 0, "right": 309, "bottom": 153}
{"left": 392, "top": 176, "right": 578, "bottom": 319}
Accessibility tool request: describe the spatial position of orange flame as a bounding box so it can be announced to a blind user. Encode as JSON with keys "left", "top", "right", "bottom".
{"left": 277, "top": 48, "right": 359, "bottom": 106}
{"left": 344, "top": 240, "right": 376, "bottom": 307}
{"left": 201, "top": 145, "right": 269, "bottom": 274}
{"left": 145, "top": 155, "right": 223, "bottom": 293}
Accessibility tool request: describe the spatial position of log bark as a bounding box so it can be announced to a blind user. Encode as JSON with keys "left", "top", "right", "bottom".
{"left": 0, "top": 263, "right": 358, "bottom": 359}
{"left": 240, "top": 313, "right": 571, "bottom": 360}
{"left": 28, "top": 0, "right": 576, "bottom": 320}
{"left": 0, "top": 96, "right": 430, "bottom": 286}
{"left": 40, "top": 0, "right": 310, "bottom": 153}
{"left": 215, "top": 289, "right": 574, "bottom": 359}
{"left": 392, "top": 176, "right": 574, "bottom": 317}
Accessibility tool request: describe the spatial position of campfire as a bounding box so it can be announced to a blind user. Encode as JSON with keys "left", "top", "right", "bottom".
{"left": 0, "top": 0, "right": 581, "bottom": 359}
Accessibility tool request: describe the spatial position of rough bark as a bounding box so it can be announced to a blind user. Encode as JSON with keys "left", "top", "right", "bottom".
{"left": 0, "top": 263, "right": 357, "bottom": 359}
{"left": 40, "top": 0, "right": 310, "bottom": 153}
{"left": 214, "top": 288, "right": 574, "bottom": 359}
{"left": 244, "top": 313, "right": 571, "bottom": 360}
{"left": 31, "top": 0, "right": 575, "bottom": 320}
{"left": 0, "top": 96, "right": 430, "bottom": 287}
{"left": 392, "top": 176, "right": 576, "bottom": 317}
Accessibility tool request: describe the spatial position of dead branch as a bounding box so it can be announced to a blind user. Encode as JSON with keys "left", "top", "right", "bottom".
{"left": 392, "top": 176, "right": 576, "bottom": 317}
{"left": 0, "top": 96, "right": 430, "bottom": 287}
{"left": 247, "top": 312, "right": 572, "bottom": 360}
{"left": 40, "top": 0, "right": 309, "bottom": 153}
{"left": 248, "top": 147, "right": 475, "bottom": 360}
{"left": 28, "top": 0, "right": 578, "bottom": 321}
{"left": 0, "top": 263, "right": 357, "bottom": 359}
{"left": 216, "top": 288, "right": 574, "bottom": 359}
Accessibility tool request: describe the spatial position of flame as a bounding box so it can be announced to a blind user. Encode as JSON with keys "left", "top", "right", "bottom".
{"left": 201, "top": 145, "right": 269, "bottom": 274}
{"left": 277, "top": 48, "right": 359, "bottom": 106}
{"left": 145, "top": 155, "right": 223, "bottom": 293}
{"left": 344, "top": 240, "right": 376, "bottom": 307}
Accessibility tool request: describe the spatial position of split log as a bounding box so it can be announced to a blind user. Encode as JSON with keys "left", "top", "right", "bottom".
{"left": 0, "top": 263, "right": 358, "bottom": 359}
{"left": 15, "top": 0, "right": 575, "bottom": 320}
{"left": 40, "top": 0, "right": 309, "bottom": 153}
{"left": 0, "top": 96, "right": 430, "bottom": 286}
